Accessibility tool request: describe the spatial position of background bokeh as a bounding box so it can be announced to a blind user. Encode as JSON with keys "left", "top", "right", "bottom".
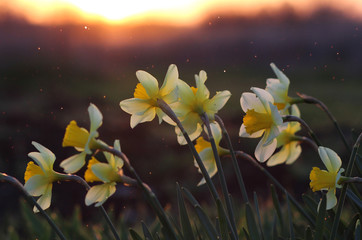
{"left": 0, "top": 2, "right": 361, "bottom": 231}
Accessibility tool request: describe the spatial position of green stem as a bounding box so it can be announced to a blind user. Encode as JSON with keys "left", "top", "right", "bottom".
{"left": 329, "top": 132, "right": 362, "bottom": 240}
{"left": 157, "top": 99, "right": 238, "bottom": 240}
{"left": 291, "top": 136, "right": 319, "bottom": 152}
{"left": 0, "top": 173, "right": 67, "bottom": 240}
{"left": 296, "top": 93, "right": 351, "bottom": 152}
{"left": 63, "top": 174, "right": 121, "bottom": 240}
{"left": 157, "top": 99, "right": 219, "bottom": 201}
{"left": 339, "top": 176, "right": 362, "bottom": 184}
{"left": 235, "top": 151, "right": 316, "bottom": 227}
{"left": 202, "top": 113, "right": 238, "bottom": 238}
{"left": 215, "top": 115, "right": 249, "bottom": 203}
{"left": 102, "top": 147, "right": 179, "bottom": 240}
{"left": 283, "top": 115, "right": 322, "bottom": 146}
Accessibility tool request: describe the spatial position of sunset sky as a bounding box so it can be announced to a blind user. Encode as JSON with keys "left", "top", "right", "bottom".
{"left": 1, "top": 0, "right": 362, "bottom": 26}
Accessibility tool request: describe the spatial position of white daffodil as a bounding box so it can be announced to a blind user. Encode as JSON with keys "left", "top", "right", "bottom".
{"left": 120, "top": 64, "right": 179, "bottom": 128}
{"left": 265, "top": 63, "right": 292, "bottom": 111}
{"left": 194, "top": 123, "right": 229, "bottom": 186}
{"left": 61, "top": 103, "right": 105, "bottom": 173}
{"left": 239, "top": 87, "right": 284, "bottom": 162}
{"left": 172, "top": 70, "right": 231, "bottom": 145}
{"left": 267, "top": 105, "right": 302, "bottom": 166}
{"left": 24, "top": 142, "right": 63, "bottom": 212}
{"left": 85, "top": 140, "right": 124, "bottom": 206}
{"left": 310, "top": 147, "right": 344, "bottom": 210}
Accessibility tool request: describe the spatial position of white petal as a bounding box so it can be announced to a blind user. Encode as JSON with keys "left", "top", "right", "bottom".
{"left": 195, "top": 148, "right": 217, "bottom": 186}
{"left": 205, "top": 90, "right": 231, "bottom": 114}
{"left": 255, "top": 134, "right": 277, "bottom": 162}
{"left": 239, "top": 124, "right": 264, "bottom": 138}
{"left": 31, "top": 142, "right": 55, "bottom": 168}
{"left": 326, "top": 188, "right": 337, "bottom": 210}
{"left": 251, "top": 87, "right": 274, "bottom": 112}
{"left": 92, "top": 163, "right": 115, "bottom": 182}
{"left": 136, "top": 70, "right": 159, "bottom": 98}
{"left": 270, "top": 63, "right": 290, "bottom": 86}
{"left": 285, "top": 142, "right": 302, "bottom": 165}
{"left": 28, "top": 152, "right": 51, "bottom": 173}
{"left": 160, "top": 64, "right": 178, "bottom": 96}
{"left": 85, "top": 183, "right": 116, "bottom": 206}
{"left": 290, "top": 104, "right": 301, "bottom": 118}
{"left": 60, "top": 152, "right": 87, "bottom": 173}
{"left": 264, "top": 125, "right": 280, "bottom": 146}
{"left": 162, "top": 89, "right": 179, "bottom": 104}
{"left": 130, "top": 107, "right": 156, "bottom": 128}
{"left": 120, "top": 98, "right": 152, "bottom": 115}
{"left": 177, "top": 80, "right": 195, "bottom": 106}
{"left": 240, "top": 92, "right": 265, "bottom": 113}
{"left": 24, "top": 175, "right": 49, "bottom": 196}
{"left": 34, "top": 185, "right": 52, "bottom": 213}
{"left": 266, "top": 145, "right": 290, "bottom": 167}
{"left": 318, "top": 147, "right": 342, "bottom": 173}
{"left": 269, "top": 102, "right": 283, "bottom": 125}
{"left": 88, "top": 103, "right": 103, "bottom": 133}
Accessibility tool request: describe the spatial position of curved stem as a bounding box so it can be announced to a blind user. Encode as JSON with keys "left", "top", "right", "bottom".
{"left": 63, "top": 174, "right": 121, "bottom": 240}
{"left": 102, "top": 147, "right": 179, "bottom": 240}
{"left": 292, "top": 136, "right": 319, "bottom": 152}
{"left": 296, "top": 93, "right": 351, "bottom": 152}
{"left": 157, "top": 99, "right": 219, "bottom": 201}
{"left": 329, "top": 132, "right": 362, "bottom": 240}
{"left": 215, "top": 115, "right": 249, "bottom": 203}
{"left": 0, "top": 173, "right": 67, "bottom": 240}
{"left": 235, "top": 151, "right": 316, "bottom": 227}
{"left": 157, "top": 99, "right": 238, "bottom": 240}
{"left": 283, "top": 115, "right": 322, "bottom": 146}
{"left": 202, "top": 113, "right": 238, "bottom": 238}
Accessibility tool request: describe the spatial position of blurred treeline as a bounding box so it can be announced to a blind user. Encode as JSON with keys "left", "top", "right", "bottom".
{"left": 0, "top": 5, "right": 361, "bottom": 229}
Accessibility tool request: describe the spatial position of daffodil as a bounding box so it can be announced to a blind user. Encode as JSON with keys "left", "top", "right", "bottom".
{"left": 120, "top": 64, "right": 179, "bottom": 128}
{"left": 61, "top": 103, "right": 105, "bottom": 173}
{"left": 172, "top": 70, "right": 231, "bottom": 145}
{"left": 194, "top": 123, "right": 229, "bottom": 186}
{"left": 267, "top": 105, "right": 302, "bottom": 166}
{"left": 309, "top": 146, "right": 344, "bottom": 210}
{"left": 265, "top": 63, "right": 292, "bottom": 111}
{"left": 85, "top": 140, "right": 125, "bottom": 206}
{"left": 239, "top": 87, "right": 284, "bottom": 162}
{"left": 24, "top": 142, "right": 63, "bottom": 212}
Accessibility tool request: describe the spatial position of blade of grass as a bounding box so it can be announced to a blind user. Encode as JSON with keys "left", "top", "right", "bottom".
{"left": 129, "top": 229, "right": 143, "bottom": 240}
{"left": 176, "top": 183, "right": 195, "bottom": 240}
{"left": 253, "top": 192, "right": 265, "bottom": 240}
{"left": 285, "top": 191, "right": 295, "bottom": 240}
{"left": 314, "top": 194, "right": 326, "bottom": 240}
{"left": 142, "top": 222, "right": 155, "bottom": 240}
{"left": 270, "top": 185, "right": 285, "bottom": 234}
{"left": 245, "top": 203, "right": 261, "bottom": 240}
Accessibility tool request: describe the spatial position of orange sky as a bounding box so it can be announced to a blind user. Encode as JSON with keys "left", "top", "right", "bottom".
{"left": 1, "top": 0, "right": 362, "bottom": 26}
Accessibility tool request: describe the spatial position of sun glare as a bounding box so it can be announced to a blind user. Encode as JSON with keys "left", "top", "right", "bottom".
{"left": 64, "top": 0, "right": 199, "bottom": 21}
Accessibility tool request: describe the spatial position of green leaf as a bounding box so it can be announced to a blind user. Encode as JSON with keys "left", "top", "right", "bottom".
{"left": 285, "top": 192, "right": 295, "bottom": 240}
{"left": 304, "top": 226, "right": 313, "bottom": 240}
{"left": 183, "top": 187, "right": 218, "bottom": 240}
{"left": 314, "top": 194, "right": 326, "bottom": 240}
{"left": 176, "top": 183, "right": 195, "bottom": 240}
{"left": 142, "top": 222, "right": 155, "bottom": 240}
{"left": 302, "top": 194, "right": 318, "bottom": 218}
{"left": 129, "top": 229, "right": 143, "bottom": 240}
{"left": 253, "top": 192, "right": 265, "bottom": 240}
{"left": 245, "top": 202, "right": 261, "bottom": 240}
{"left": 242, "top": 227, "right": 251, "bottom": 240}
{"left": 355, "top": 219, "right": 361, "bottom": 240}
{"left": 347, "top": 189, "right": 362, "bottom": 210}
{"left": 270, "top": 185, "right": 285, "bottom": 234}
{"left": 216, "top": 199, "right": 229, "bottom": 240}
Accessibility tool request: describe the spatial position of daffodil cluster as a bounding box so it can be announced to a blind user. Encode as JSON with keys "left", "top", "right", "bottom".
{"left": 120, "top": 64, "right": 231, "bottom": 145}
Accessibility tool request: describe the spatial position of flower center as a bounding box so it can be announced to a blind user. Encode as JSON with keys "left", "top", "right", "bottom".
{"left": 134, "top": 83, "right": 149, "bottom": 100}
{"left": 243, "top": 109, "right": 273, "bottom": 135}
{"left": 84, "top": 157, "right": 102, "bottom": 183}
{"left": 309, "top": 167, "right": 337, "bottom": 192}
{"left": 195, "top": 137, "right": 211, "bottom": 153}
{"left": 24, "top": 161, "right": 43, "bottom": 182}
{"left": 62, "top": 121, "right": 90, "bottom": 149}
